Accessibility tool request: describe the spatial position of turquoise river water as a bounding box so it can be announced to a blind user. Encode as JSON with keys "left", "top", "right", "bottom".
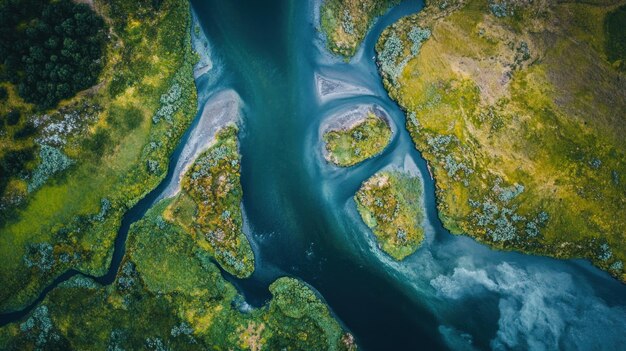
{"left": 2, "top": 1, "right": 626, "bottom": 350}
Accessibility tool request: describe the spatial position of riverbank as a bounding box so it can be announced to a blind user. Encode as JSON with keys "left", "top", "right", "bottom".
{"left": 157, "top": 89, "right": 243, "bottom": 201}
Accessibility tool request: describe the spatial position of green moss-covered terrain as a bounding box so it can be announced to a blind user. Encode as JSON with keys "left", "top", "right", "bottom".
{"left": 167, "top": 125, "right": 255, "bottom": 278}
{"left": 0, "top": 0, "right": 198, "bottom": 312}
{"left": 355, "top": 171, "right": 424, "bottom": 260}
{"left": 323, "top": 111, "right": 392, "bottom": 167}
{"left": 0, "top": 199, "right": 357, "bottom": 351}
{"left": 320, "top": 0, "right": 400, "bottom": 58}
{"left": 376, "top": 0, "right": 626, "bottom": 280}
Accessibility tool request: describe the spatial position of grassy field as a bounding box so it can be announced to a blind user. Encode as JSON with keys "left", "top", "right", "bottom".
{"left": 376, "top": 0, "right": 626, "bottom": 280}
{"left": 0, "top": 0, "right": 198, "bottom": 312}
{"left": 323, "top": 112, "right": 392, "bottom": 167}
{"left": 0, "top": 199, "right": 356, "bottom": 351}
{"left": 166, "top": 125, "right": 255, "bottom": 278}
{"left": 320, "top": 0, "right": 400, "bottom": 58}
{"left": 355, "top": 171, "right": 424, "bottom": 260}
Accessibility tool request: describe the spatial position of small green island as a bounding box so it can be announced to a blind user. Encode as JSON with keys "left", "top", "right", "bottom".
{"left": 355, "top": 171, "right": 424, "bottom": 260}
{"left": 166, "top": 125, "right": 254, "bottom": 278}
{"left": 320, "top": 0, "right": 400, "bottom": 58}
{"left": 323, "top": 108, "right": 392, "bottom": 167}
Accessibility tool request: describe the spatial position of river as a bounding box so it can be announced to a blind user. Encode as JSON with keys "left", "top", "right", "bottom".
{"left": 191, "top": 0, "right": 626, "bottom": 350}
{"left": 2, "top": 0, "right": 626, "bottom": 350}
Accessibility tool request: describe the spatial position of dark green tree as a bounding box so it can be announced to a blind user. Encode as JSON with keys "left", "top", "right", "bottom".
{"left": 0, "top": 0, "right": 107, "bottom": 108}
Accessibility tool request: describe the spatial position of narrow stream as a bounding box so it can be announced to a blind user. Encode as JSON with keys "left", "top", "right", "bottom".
{"left": 2, "top": 1, "right": 626, "bottom": 350}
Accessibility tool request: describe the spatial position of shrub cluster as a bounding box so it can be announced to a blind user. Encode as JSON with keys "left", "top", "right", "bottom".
{"left": 342, "top": 10, "right": 355, "bottom": 35}
{"left": 152, "top": 83, "right": 183, "bottom": 124}
{"left": 468, "top": 191, "right": 549, "bottom": 242}
{"left": 152, "top": 63, "right": 194, "bottom": 124}
{"left": 92, "top": 198, "right": 111, "bottom": 222}
{"left": 28, "top": 144, "right": 74, "bottom": 192}
{"left": 379, "top": 26, "right": 430, "bottom": 81}
{"left": 489, "top": 1, "right": 511, "bottom": 18}
{"left": 379, "top": 32, "right": 404, "bottom": 79}
{"left": 19, "top": 305, "right": 62, "bottom": 348}
{"left": 425, "top": 133, "right": 474, "bottom": 186}
{"left": 408, "top": 27, "right": 431, "bottom": 56}
{"left": 34, "top": 102, "right": 101, "bottom": 146}
{"left": 117, "top": 261, "right": 137, "bottom": 292}
{"left": 23, "top": 242, "right": 55, "bottom": 272}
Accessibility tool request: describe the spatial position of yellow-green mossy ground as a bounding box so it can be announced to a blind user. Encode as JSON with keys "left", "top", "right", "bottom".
{"left": 355, "top": 171, "right": 424, "bottom": 260}
{"left": 323, "top": 111, "right": 392, "bottom": 167}
{"left": 166, "top": 125, "right": 255, "bottom": 278}
{"left": 377, "top": 0, "right": 626, "bottom": 280}
{"left": 0, "top": 199, "right": 356, "bottom": 351}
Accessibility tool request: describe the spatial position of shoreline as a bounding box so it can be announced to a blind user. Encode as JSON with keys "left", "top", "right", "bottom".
{"left": 319, "top": 104, "right": 392, "bottom": 164}
{"left": 157, "top": 89, "right": 242, "bottom": 202}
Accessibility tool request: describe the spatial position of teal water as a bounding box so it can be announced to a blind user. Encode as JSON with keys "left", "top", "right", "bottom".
{"left": 191, "top": 0, "right": 626, "bottom": 350}
{"left": 2, "top": 1, "right": 626, "bottom": 350}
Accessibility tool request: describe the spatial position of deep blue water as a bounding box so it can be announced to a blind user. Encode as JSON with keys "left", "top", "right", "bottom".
{"left": 2, "top": 1, "right": 626, "bottom": 350}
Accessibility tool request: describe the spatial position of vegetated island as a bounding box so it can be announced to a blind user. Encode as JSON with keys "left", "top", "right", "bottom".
{"left": 166, "top": 124, "right": 255, "bottom": 278}
{"left": 355, "top": 170, "right": 424, "bottom": 260}
{"left": 0, "top": 198, "right": 357, "bottom": 351}
{"left": 0, "top": 0, "right": 197, "bottom": 312}
{"left": 375, "top": 0, "right": 626, "bottom": 280}
{"left": 322, "top": 106, "right": 392, "bottom": 167}
{"left": 320, "top": 0, "right": 400, "bottom": 58}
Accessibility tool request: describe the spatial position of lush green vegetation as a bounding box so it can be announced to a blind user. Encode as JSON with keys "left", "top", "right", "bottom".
{"left": 355, "top": 171, "right": 424, "bottom": 260}
{"left": 0, "top": 0, "right": 198, "bottom": 312}
{"left": 376, "top": 0, "right": 626, "bottom": 280}
{"left": 0, "top": 199, "right": 357, "bottom": 351}
{"left": 606, "top": 4, "right": 626, "bottom": 71}
{"left": 0, "top": 0, "right": 106, "bottom": 108}
{"left": 320, "top": 0, "right": 400, "bottom": 58}
{"left": 167, "top": 125, "right": 255, "bottom": 278}
{"left": 323, "top": 112, "right": 392, "bottom": 167}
